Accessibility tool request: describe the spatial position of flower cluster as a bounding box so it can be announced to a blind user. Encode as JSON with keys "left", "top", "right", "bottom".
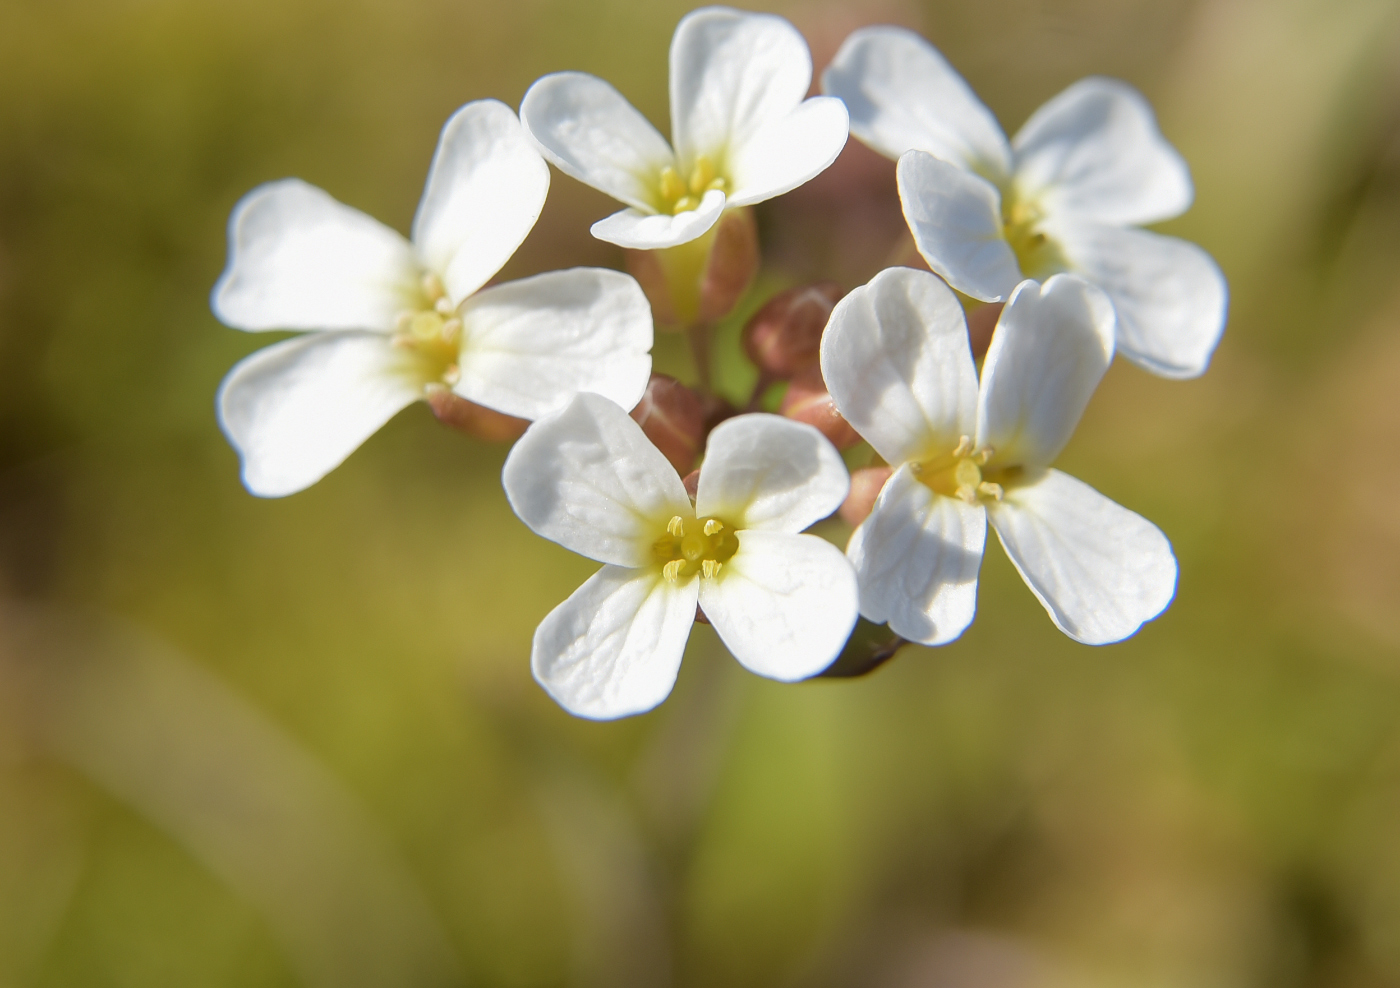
{"left": 213, "top": 8, "right": 1222, "bottom": 718}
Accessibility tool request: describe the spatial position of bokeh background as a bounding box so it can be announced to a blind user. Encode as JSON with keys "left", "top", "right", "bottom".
{"left": 3, "top": 0, "right": 1400, "bottom": 984}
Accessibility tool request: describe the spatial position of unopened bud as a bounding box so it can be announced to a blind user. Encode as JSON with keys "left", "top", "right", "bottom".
{"left": 682, "top": 469, "right": 701, "bottom": 501}
{"left": 426, "top": 387, "right": 528, "bottom": 442}
{"left": 624, "top": 208, "right": 758, "bottom": 330}
{"left": 630, "top": 374, "right": 707, "bottom": 475}
{"left": 743, "top": 281, "right": 843, "bottom": 380}
{"left": 839, "top": 465, "right": 893, "bottom": 527}
{"left": 780, "top": 366, "right": 861, "bottom": 450}
{"left": 965, "top": 301, "right": 1004, "bottom": 362}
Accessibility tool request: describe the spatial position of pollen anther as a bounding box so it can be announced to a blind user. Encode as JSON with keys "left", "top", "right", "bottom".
{"left": 702, "top": 559, "right": 721, "bottom": 579}
{"left": 978, "top": 481, "right": 1004, "bottom": 500}
{"left": 667, "top": 516, "right": 685, "bottom": 537}
{"left": 663, "top": 560, "right": 684, "bottom": 582}
{"left": 703, "top": 519, "right": 723, "bottom": 535}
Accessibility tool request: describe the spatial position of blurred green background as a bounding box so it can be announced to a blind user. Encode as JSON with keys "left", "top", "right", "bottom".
{"left": 3, "top": 0, "right": 1400, "bottom": 985}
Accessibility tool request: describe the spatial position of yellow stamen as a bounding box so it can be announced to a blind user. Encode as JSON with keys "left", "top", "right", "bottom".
{"left": 688, "top": 156, "right": 716, "bottom": 195}
{"left": 659, "top": 167, "right": 686, "bottom": 204}
{"left": 667, "top": 516, "right": 685, "bottom": 537}
{"left": 977, "top": 481, "right": 1004, "bottom": 500}
{"left": 663, "top": 560, "right": 685, "bottom": 582}
{"left": 703, "top": 519, "right": 723, "bottom": 536}
{"left": 702, "top": 559, "right": 721, "bottom": 579}
{"left": 421, "top": 272, "right": 446, "bottom": 303}
{"left": 952, "top": 435, "right": 973, "bottom": 458}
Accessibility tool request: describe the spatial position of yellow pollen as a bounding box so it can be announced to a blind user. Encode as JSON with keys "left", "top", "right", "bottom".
{"left": 1001, "top": 189, "right": 1066, "bottom": 279}
{"left": 914, "top": 439, "right": 1020, "bottom": 504}
{"left": 653, "top": 514, "right": 739, "bottom": 581}
{"left": 390, "top": 272, "right": 466, "bottom": 390}
{"left": 657, "top": 155, "right": 727, "bottom": 215}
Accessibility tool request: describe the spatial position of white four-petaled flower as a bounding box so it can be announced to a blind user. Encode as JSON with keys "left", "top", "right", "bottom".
{"left": 503, "top": 392, "right": 858, "bottom": 719}
{"left": 821, "top": 267, "right": 1177, "bottom": 646}
{"left": 520, "top": 6, "right": 849, "bottom": 250}
{"left": 823, "top": 27, "right": 1226, "bottom": 379}
{"left": 214, "top": 99, "right": 654, "bottom": 497}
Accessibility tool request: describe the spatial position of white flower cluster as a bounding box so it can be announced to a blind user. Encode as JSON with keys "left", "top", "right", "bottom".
{"left": 212, "top": 8, "right": 1222, "bottom": 719}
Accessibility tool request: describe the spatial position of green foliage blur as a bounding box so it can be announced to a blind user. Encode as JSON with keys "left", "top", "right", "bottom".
{"left": 3, "top": 0, "right": 1400, "bottom": 985}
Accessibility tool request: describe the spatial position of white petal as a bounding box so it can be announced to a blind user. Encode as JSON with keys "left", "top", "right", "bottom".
{"left": 520, "top": 72, "right": 674, "bottom": 213}
{"left": 694, "top": 414, "right": 848, "bottom": 533}
{"left": 502, "top": 392, "right": 691, "bottom": 567}
{"left": 698, "top": 531, "right": 858, "bottom": 681}
{"left": 533, "top": 566, "right": 699, "bottom": 720}
{"left": 456, "top": 268, "right": 653, "bottom": 420}
{"left": 846, "top": 464, "right": 985, "bottom": 646}
{"left": 669, "top": 7, "right": 812, "bottom": 165}
{"left": 976, "top": 275, "right": 1115, "bottom": 469}
{"left": 820, "top": 266, "right": 978, "bottom": 466}
{"left": 589, "top": 190, "right": 726, "bottom": 249}
{"left": 212, "top": 179, "right": 416, "bottom": 333}
{"left": 1012, "top": 77, "right": 1192, "bottom": 227}
{"left": 217, "top": 331, "right": 423, "bottom": 498}
{"left": 1048, "top": 221, "right": 1228, "bottom": 379}
{"left": 725, "top": 96, "right": 849, "bottom": 207}
{"left": 989, "top": 469, "right": 1176, "bottom": 645}
{"left": 898, "top": 151, "right": 1021, "bottom": 302}
{"left": 412, "top": 100, "right": 550, "bottom": 303}
{"left": 821, "top": 25, "right": 1011, "bottom": 179}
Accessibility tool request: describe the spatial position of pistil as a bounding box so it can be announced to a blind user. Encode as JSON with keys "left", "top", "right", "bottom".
{"left": 392, "top": 272, "right": 464, "bottom": 388}
{"left": 653, "top": 514, "right": 739, "bottom": 580}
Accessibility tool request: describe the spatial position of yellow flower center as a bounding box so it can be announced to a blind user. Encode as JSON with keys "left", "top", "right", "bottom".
{"left": 656, "top": 155, "right": 728, "bottom": 215}
{"left": 912, "top": 436, "right": 1024, "bottom": 505}
{"left": 652, "top": 515, "right": 739, "bottom": 581}
{"left": 1001, "top": 189, "right": 1067, "bottom": 280}
{"left": 392, "top": 272, "right": 462, "bottom": 389}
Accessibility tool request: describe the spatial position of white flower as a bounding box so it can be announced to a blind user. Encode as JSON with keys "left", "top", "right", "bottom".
{"left": 520, "top": 6, "right": 849, "bottom": 251}
{"left": 213, "top": 99, "right": 654, "bottom": 497}
{"left": 820, "top": 266, "right": 1177, "bottom": 646}
{"left": 503, "top": 392, "right": 858, "bottom": 719}
{"left": 823, "top": 27, "right": 1226, "bottom": 379}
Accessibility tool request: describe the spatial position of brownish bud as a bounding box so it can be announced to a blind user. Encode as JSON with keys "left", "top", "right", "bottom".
{"left": 840, "top": 465, "right": 893, "bottom": 527}
{"left": 742, "top": 281, "right": 844, "bottom": 380}
{"left": 630, "top": 374, "right": 707, "bottom": 476}
{"left": 623, "top": 208, "right": 758, "bottom": 330}
{"left": 682, "top": 469, "right": 701, "bottom": 500}
{"left": 965, "top": 301, "right": 1004, "bottom": 362}
{"left": 780, "top": 366, "right": 861, "bottom": 450}
{"left": 427, "top": 387, "right": 528, "bottom": 442}
{"left": 698, "top": 207, "right": 758, "bottom": 324}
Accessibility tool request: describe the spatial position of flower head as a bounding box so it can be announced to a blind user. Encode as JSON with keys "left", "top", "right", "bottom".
{"left": 520, "top": 6, "right": 850, "bottom": 250}
{"left": 213, "top": 99, "right": 654, "bottom": 497}
{"left": 821, "top": 266, "right": 1177, "bottom": 646}
{"left": 823, "top": 27, "right": 1227, "bottom": 379}
{"left": 503, "top": 392, "right": 858, "bottom": 719}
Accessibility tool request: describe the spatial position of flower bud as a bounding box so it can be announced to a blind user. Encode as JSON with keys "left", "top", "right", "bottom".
{"left": 742, "top": 281, "right": 843, "bottom": 380}
{"left": 780, "top": 366, "right": 861, "bottom": 450}
{"left": 630, "top": 374, "right": 707, "bottom": 475}
{"left": 624, "top": 208, "right": 758, "bottom": 330}
{"left": 965, "top": 301, "right": 1004, "bottom": 362}
{"left": 427, "top": 387, "right": 528, "bottom": 442}
{"left": 839, "top": 465, "right": 893, "bottom": 527}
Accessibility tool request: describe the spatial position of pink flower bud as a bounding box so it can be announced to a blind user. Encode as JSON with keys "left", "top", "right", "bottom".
{"left": 839, "top": 465, "right": 893, "bottom": 526}
{"left": 427, "top": 388, "right": 528, "bottom": 442}
{"left": 780, "top": 366, "right": 861, "bottom": 450}
{"left": 742, "top": 281, "right": 844, "bottom": 380}
{"left": 630, "top": 374, "right": 707, "bottom": 475}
